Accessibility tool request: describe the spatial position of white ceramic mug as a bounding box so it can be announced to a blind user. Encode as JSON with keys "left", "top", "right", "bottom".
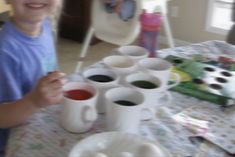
{"left": 138, "top": 58, "right": 181, "bottom": 90}
{"left": 102, "top": 55, "right": 138, "bottom": 81}
{"left": 113, "top": 45, "right": 149, "bottom": 62}
{"left": 60, "top": 82, "right": 98, "bottom": 133}
{"left": 105, "top": 87, "right": 148, "bottom": 134}
{"left": 83, "top": 67, "right": 120, "bottom": 113}
{"left": 125, "top": 72, "right": 172, "bottom": 120}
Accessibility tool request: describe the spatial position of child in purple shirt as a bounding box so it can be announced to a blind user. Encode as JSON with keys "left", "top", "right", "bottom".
{"left": 0, "top": 0, "right": 64, "bottom": 156}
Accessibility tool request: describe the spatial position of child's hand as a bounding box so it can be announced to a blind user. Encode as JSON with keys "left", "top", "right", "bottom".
{"left": 26, "top": 72, "right": 67, "bottom": 108}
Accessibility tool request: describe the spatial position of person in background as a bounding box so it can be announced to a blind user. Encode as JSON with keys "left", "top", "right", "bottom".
{"left": 0, "top": 0, "right": 65, "bottom": 156}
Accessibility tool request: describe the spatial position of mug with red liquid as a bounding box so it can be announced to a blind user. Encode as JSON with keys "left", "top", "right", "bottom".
{"left": 60, "top": 82, "right": 98, "bottom": 133}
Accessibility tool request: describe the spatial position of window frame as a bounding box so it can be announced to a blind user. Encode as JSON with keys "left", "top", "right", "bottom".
{"left": 205, "top": 0, "right": 233, "bottom": 35}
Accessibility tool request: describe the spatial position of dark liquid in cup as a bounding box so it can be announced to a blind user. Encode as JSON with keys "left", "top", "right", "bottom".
{"left": 88, "top": 74, "right": 114, "bottom": 82}
{"left": 131, "top": 80, "right": 158, "bottom": 89}
{"left": 65, "top": 89, "right": 93, "bottom": 100}
{"left": 114, "top": 100, "right": 137, "bottom": 106}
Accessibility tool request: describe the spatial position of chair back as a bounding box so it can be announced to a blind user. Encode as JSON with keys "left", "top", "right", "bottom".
{"left": 91, "top": 0, "right": 143, "bottom": 45}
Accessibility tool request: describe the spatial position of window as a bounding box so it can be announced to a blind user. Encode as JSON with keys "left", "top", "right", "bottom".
{"left": 206, "top": 0, "right": 234, "bottom": 35}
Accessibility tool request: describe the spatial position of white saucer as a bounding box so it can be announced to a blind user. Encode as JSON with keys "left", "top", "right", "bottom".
{"left": 69, "top": 132, "right": 172, "bottom": 157}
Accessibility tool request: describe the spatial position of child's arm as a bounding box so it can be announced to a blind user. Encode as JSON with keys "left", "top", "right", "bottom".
{"left": 0, "top": 72, "right": 66, "bottom": 128}
{"left": 0, "top": 97, "right": 39, "bottom": 128}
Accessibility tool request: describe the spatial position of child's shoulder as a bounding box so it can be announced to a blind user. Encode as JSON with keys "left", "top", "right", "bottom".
{"left": 0, "top": 22, "right": 20, "bottom": 54}
{"left": 44, "top": 18, "right": 53, "bottom": 30}
{"left": 0, "top": 20, "right": 16, "bottom": 39}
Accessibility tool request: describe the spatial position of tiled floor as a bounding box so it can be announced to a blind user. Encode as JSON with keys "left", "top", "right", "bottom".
{"left": 57, "top": 38, "right": 117, "bottom": 74}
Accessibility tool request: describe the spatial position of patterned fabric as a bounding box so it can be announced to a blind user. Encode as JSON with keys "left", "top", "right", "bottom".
{"left": 5, "top": 41, "right": 235, "bottom": 157}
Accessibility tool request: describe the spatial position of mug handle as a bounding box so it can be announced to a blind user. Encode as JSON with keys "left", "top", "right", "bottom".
{"left": 149, "top": 91, "right": 172, "bottom": 120}
{"left": 167, "top": 72, "right": 181, "bottom": 89}
{"left": 81, "top": 106, "right": 98, "bottom": 123}
{"left": 110, "top": 47, "right": 120, "bottom": 55}
{"left": 141, "top": 106, "right": 156, "bottom": 121}
{"left": 141, "top": 92, "right": 172, "bottom": 121}
{"left": 159, "top": 91, "right": 172, "bottom": 106}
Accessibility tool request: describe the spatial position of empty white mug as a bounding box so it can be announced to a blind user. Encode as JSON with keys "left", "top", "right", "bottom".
{"left": 103, "top": 55, "right": 138, "bottom": 79}
{"left": 113, "top": 45, "right": 149, "bottom": 62}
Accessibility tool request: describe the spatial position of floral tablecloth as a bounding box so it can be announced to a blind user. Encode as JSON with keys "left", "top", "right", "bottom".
{"left": 6, "top": 40, "right": 235, "bottom": 157}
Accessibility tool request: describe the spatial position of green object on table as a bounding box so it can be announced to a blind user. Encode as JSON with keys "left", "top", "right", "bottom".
{"left": 171, "top": 82, "right": 230, "bottom": 106}
{"left": 166, "top": 55, "right": 235, "bottom": 107}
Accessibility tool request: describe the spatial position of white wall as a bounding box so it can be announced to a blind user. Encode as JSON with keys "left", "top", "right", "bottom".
{"left": 163, "top": 0, "right": 226, "bottom": 44}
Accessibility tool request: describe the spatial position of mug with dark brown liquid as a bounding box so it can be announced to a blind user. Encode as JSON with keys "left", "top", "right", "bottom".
{"left": 83, "top": 68, "right": 120, "bottom": 113}
{"left": 105, "top": 87, "right": 146, "bottom": 134}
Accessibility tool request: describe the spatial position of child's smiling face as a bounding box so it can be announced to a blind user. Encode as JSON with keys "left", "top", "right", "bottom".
{"left": 9, "top": 0, "right": 59, "bottom": 23}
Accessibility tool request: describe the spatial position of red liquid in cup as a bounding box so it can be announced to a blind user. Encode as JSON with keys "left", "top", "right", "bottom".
{"left": 65, "top": 89, "right": 93, "bottom": 100}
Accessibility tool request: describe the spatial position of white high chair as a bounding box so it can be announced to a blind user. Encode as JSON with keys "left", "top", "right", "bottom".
{"left": 76, "top": 0, "right": 174, "bottom": 72}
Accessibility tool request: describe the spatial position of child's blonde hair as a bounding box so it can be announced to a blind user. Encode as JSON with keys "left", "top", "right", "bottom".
{"left": 49, "top": 0, "right": 63, "bottom": 35}
{"left": 5, "top": 0, "right": 63, "bottom": 35}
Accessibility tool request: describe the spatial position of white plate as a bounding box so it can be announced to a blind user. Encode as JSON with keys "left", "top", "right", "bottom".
{"left": 69, "top": 132, "right": 172, "bottom": 157}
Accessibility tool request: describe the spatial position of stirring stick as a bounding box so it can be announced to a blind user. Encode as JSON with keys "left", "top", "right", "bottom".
{"left": 75, "top": 61, "right": 83, "bottom": 73}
